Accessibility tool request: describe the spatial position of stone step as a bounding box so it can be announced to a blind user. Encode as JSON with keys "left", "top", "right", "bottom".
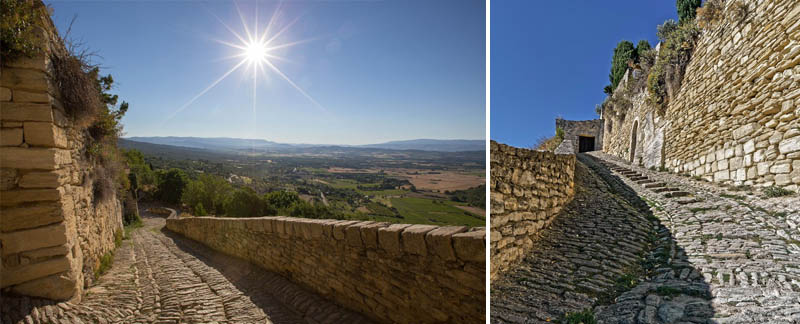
{"left": 636, "top": 179, "right": 655, "bottom": 185}
{"left": 652, "top": 187, "right": 678, "bottom": 193}
{"left": 664, "top": 191, "right": 690, "bottom": 198}
{"left": 644, "top": 183, "right": 666, "bottom": 189}
{"left": 629, "top": 176, "right": 648, "bottom": 181}
{"left": 675, "top": 197, "right": 699, "bottom": 205}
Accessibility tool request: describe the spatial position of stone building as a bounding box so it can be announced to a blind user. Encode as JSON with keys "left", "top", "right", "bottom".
{"left": 555, "top": 118, "right": 604, "bottom": 153}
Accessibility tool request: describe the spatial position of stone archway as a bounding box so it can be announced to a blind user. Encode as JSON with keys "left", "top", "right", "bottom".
{"left": 630, "top": 120, "right": 638, "bottom": 163}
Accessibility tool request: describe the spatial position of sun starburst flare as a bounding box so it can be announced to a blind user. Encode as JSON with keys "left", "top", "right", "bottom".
{"left": 163, "top": 2, "right": 324, "bottom": 124}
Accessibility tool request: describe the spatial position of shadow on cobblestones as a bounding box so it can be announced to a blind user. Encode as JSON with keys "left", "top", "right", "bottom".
{"left": 161, "top": 226, "right": 374, "bottom": 324}
{"left": 491, "top": 154, "right": 714, "bottom": 324}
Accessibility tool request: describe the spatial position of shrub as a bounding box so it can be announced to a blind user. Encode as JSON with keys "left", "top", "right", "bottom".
{"left": 0, "top": 0, "right": 46, "bottom": 60}
{"left": 194, "top": 203, "right": 207, "bottom": 216}
{"left": 561, "top": 309, "right": 596, "bottom": 324}
{"left": 696, "top": 0, "right": 724, "bottom": 29}
{"left": 677, "top": 0, "right": 702, "bottom": 22}
{"left": 264, "top": 190, "right": 301, "bottom": 210}
{"left": 225, "top": 187, "right": 267, "bottom": 217}
{"left": 763, "top": 186, "right": 794, "bottom": 198}
{"left": 647, "top": 20, "right": 700, "bottom": 110}
{"left": 609, "top": 40, "right": 636, "bottom": 91}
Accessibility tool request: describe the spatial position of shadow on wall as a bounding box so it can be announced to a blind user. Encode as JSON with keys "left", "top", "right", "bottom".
{"left": 159, "top": 227, "right": 374, "bottom": 323}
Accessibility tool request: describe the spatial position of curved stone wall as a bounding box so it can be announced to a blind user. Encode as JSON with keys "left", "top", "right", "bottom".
{"left": 166, "top": 216, "right": 485, "bottom": 324}
{"left": 489, "top": 141, "right": 575, "bottom": 279}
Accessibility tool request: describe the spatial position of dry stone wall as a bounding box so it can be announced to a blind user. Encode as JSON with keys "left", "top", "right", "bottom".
{"left": 166, "top": 216, "right": 485, "bottom": 324}
{"left": 603, "top": 0, "right": 800, "bottom": 189}
{"left": 0, "top": 10, "right": 123, "bottom": 301}
{"left": 489, "top": 141, "right": 575, "bottom": 279}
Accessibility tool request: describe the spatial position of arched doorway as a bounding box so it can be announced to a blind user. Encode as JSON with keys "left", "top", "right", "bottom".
{"left": 630, "top": 121, "right": 638, "bottom": 163}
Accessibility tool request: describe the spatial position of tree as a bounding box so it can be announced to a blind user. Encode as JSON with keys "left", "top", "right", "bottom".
{"left": 194, "top": 203, "right": 207, "bottom": 216}
{"left": 181, "top": 174, "right": 231, "bottom": 215}
{"left": 156, "top": 168, "right": 188, "bottom": 205}
{"left": 264, "top": 191, "right": 301, "bottom": 210}
{"left": 636, "top": 40, "right": 651, "bottom": 61}
{"left": 225, "top": 188, "right": 267, "bottom": 217}
{"left": 677, "top": 0, "right": 702, "bottom": 22}
{"left": 609, "top": 40, "right": 636, "bottom": 91}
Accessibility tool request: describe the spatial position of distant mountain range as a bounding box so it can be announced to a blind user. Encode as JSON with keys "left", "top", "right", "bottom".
{"left": 123, "top": 137, "right": 485, "bottom": 152}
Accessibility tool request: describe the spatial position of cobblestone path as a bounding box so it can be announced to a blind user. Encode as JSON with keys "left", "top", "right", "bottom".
{"left": 1, "top": 211, "right": 372, "bottom": 324}
{"left": 492, "top": 152, "right": 800, "bottom": 324}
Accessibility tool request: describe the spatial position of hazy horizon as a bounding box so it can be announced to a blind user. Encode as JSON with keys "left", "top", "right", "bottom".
{"left": 47, "top": 0, "right": 485, "bottom": 145}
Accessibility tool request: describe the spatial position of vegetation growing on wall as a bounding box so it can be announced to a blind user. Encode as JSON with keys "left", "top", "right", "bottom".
{"left": 646, "top": 19, "right": 700, "bottom": 110}
{"left": 534, "top": 127, "right": 565, "bottom": 152}
{"left": 676, "top": 0, "right": 702, "bottom": 22}
{"left": 0, "top": 0, "right": 46, "bottom": 60}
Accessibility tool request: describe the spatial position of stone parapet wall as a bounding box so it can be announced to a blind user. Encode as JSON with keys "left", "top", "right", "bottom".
{"left": 0, "top": 5, "right": 123, "bottom": 301}
{"left": 602, "top": 0, "right": 800, "bottom": 189}
{"left": 489, "top": 141, "right": 575, "bottom": 279}
{"left": 165, "top": 216, "right": 485, "bottom": 324}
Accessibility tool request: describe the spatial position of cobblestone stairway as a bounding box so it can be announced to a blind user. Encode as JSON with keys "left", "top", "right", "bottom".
{"left": 492, "top": 152, "right": 800, "bottom": 324}
{"left": 589, "top": 152, "right": 800, "bottom": 323}
{"left": 1, "top": 211, "right": 372, "bottom": 324}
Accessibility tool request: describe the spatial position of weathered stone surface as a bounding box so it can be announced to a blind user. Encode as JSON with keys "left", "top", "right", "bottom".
{"left": 377, "top": 223, "right": 412, "bottom": 253}
{"left": 491, "top": 141, "right": 575, "bottom": 279}
{"left": 0, "top": 222, "right": 68, "bottom": 256}
{"left": 402, "top": 224, "right": 437, "bottom": 255}
{"left": 425, "top": 226, "right": 467, "bottom": 261}
{"left": 23, "top": 122, "right": 67, "bottom": 148}
{"left": 0, "top": 147, "right": 69, "bottom": 170}
{"left": 10, "top": 272, "right": 76, "bottom": 300}
{"left": 0, "top": 256, "right": 71, "bottom": 287}
{"left": 0, "top": 86, "right": 11, "bottom": 101}
{"left": 0, "top": 188, "right": 61, "bottom": 207}
{"left": 1, "top": 127, "right": 23, "bottom": 146}
{"left": 0, "top": 203, "right": 63, "bottom": 232}
{"left": 0, "top": 68, "right": 49, "bottom": 92}
{"left": 18, "top": 170, "right": 63, "bottom": 188}
{"left": 11, "top": 89, "right": 50, "bottom": 103}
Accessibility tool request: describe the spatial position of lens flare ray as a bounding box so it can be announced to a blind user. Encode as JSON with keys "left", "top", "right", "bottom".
{"left": 164, "top": 1, "right": 326, "bottom": 124}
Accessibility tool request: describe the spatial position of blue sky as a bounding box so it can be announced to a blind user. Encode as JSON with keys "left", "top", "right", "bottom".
{"left": 46, "top": 0, "right": 485, "bottom": 145}
{"left": 490, "top": 0, "right": 678, "bottom": 148}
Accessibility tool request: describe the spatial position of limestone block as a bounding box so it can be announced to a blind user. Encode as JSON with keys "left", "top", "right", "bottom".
{"left": 744, "top": 140, "right": 756, "bottom": 154}
{"left": 733, "top": 123, "right": 760, "bottom": 140}
{"left": 0, "top": 221, "right": 68, "bottom": 256}
{"left": 377, "top": 224, "right": 412, "bottom": 253}
{"left": 11, "top": 90, "right": 50, "bottom": 103}
{"left": 0, "top": 202, "right": 63, "bottom": 232}
{"left": 453, "top": 230, "right": 485, "bottom": 263}
{"left": 402, "top": 225, "right": 438, "bottom": 255}
{"left": 0, "top": 87, "right": 10, "bottom": 101}
{"left": 714, "top": 170, "right": 730, "bottom": 181}
{"left": 0, "top": 188, "right": 61, "bottom": 207}
{"left": 0, "top": 68, "right": 49, "bottom": 92}
{"left": 425, "top": 226, "right": 467, "bottom": 261}
{"left": 0, "top": 147, "right": 69, "bottom": 170}
{"left": 775, "top": 174, "right": 792, "bottom": 186}
{"left": 332, "top": 220, "right": 359, "bottom": 240}
{"left": 758, "top": 162, "right": 771, "bottom": 176}
{"left": 778, "top": 136, "right": 800, "bottom": 154}
{"left": 3, "top": 55, "right": 49, "bottom": 71}
{"left": 0, "top": 256, "right": 71, "bottom": 288}
{"left": 359, "top": 222, "right": 388, "bottom": 249}
{"left": 771, "top": 162, "right": 791, "bottom": 174}
{"left": 23, "top": 122, "right": 67, "bottom": 148}
{"left": 0, "top": 103, "right": 53, "bottom": 122}
{"left": 10, "top": 272, "right": 76, "bottom": 301}
{"left": 345, "top": 222, "right": 372, "bottom": 247}
{"left": 20, "top": 245, "right": 69, "bottom": 260}
{"left": 19, "top": 170, "right": 63, "bottom": 188}
{"left": 1, "top": 127, "right": 23, "bottom": 146}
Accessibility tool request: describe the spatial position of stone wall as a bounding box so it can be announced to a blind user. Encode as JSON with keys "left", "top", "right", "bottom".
{"left": 602, "top": 0, "right": 800, "bottom": 189}
{"left": 556, "top": 118, "right": 604, "bottom": 153}
{"left": 165, "top": 216, "right": 485, "bottom": 324}
{"left": 489, "top": 141, "right": 575, "bottom": 279}
{"left": 0, "top": 7, "right": 123, "bottom": 301}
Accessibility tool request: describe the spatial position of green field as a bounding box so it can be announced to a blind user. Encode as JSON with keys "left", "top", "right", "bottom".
{"left": 388, "top": 197, "right": 483, "bottom": 227}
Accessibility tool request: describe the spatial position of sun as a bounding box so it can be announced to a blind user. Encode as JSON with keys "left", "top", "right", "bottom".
{"left": 244, "top": 40, "right": 268, "bottom": 64}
